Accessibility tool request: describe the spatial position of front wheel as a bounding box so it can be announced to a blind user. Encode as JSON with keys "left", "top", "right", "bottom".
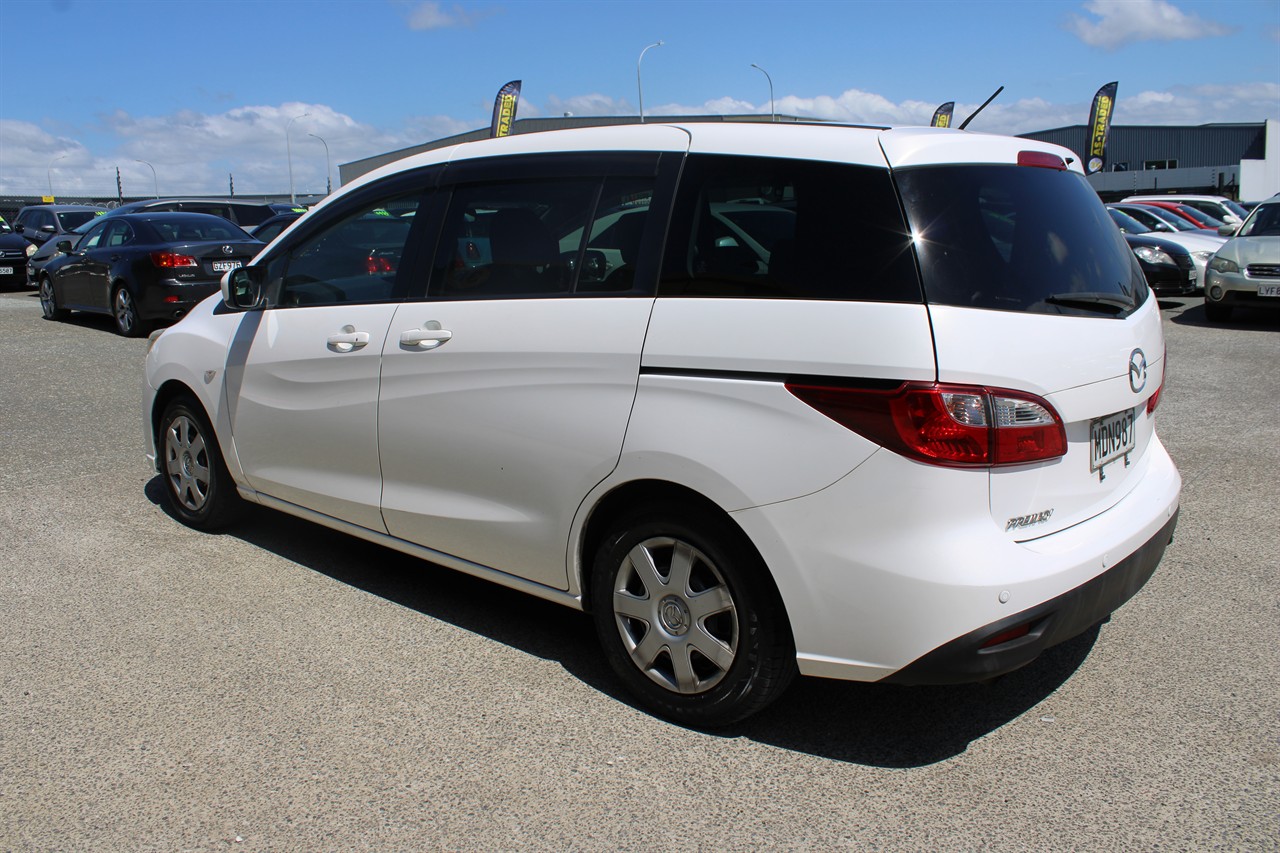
{"left": 40, "top": 277, "right": 68, "bottom": 321}
{"left": 590, "top": 504, "right": 795, "bottom": 727}
{"left": 158, "top": 397, "right": 243, "bottom": 530}
{"left": 113, "top": 285, "right": 145, "bottom": 337}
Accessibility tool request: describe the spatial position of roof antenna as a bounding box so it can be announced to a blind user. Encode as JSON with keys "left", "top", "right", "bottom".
{"left": 958, "top": 86, "right": 1004, "bottom": 131}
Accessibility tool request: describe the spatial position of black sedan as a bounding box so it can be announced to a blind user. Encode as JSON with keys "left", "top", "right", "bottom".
{"left": 1123, "top": 233, "right": 1197, "bottom": 296}
{"left": 39, "top": 212, "right": 262, "bottom": 336}
{"left": 0, "top": 228, "right": 30, "bottom": 290}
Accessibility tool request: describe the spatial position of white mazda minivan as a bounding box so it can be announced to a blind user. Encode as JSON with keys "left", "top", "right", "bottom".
{"left": 144, "top": 122, "right": 1181, "bottom": 726}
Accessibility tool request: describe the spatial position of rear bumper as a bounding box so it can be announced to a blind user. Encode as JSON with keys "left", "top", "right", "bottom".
{"left": 882, "top": 510, "right": 1177, "bottom": 685}
{"left": 137, "top": 280, "right": 221, "bottom": 320}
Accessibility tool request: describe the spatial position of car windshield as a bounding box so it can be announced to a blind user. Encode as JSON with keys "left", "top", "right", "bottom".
{"left": 1108, "top": 208, "right": 1150, "bottom": 234}
{"left": 896, "top": 163, "right": 1146, "bottom": 316}
{"left": 1139, "top": 206, "right": 1196, "bottom": 231}
{"left": 1239, "top": 203, "right": 1280, "bottom": 237}
{"left": 1176, "top": 205, "right": 1223, "bottom": 227}
{"left": 56, "top": 211, "right": 99, "bottom": 230}
{"left": 1222, "top": 199, "right": 1250, "bottom": 219}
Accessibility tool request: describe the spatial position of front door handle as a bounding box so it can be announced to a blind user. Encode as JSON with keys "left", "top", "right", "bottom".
{"left": 327, "top": 325, "right": 370, "bottom": 353}
{"left": 400, "top": 320, "right": 453, "bottom": 350}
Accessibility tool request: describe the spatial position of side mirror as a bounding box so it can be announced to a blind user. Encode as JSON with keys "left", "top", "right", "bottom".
{"left": 223, "top": 266, "right": 267, "bottom": 310}
{"left": 40, "top": 224, "right": 57, "bottom": 233}
{"left": 55, "top": 240, "right": 73, "bottom": 253}
{"left": 1218, "top": 223, "right": 1238, "bottom": 237}
{"left": 13, "top": 223, "right": 24, "bottom": 233}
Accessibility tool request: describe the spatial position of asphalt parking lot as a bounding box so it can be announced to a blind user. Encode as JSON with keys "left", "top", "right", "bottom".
{"left": 1, "top": 286, "right": 1276, "bottom": 851}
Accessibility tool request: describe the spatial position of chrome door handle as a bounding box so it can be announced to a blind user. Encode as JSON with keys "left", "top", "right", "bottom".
{"left": 327, "top": 325, "right": 370, "bottom": 353}
{"left": 400, "top": 321, "right": 453, "bottom": 350}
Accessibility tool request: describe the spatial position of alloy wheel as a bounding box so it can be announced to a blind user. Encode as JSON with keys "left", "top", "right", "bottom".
{"left": 610, "top": 536, "right": 739, "bottom": 695}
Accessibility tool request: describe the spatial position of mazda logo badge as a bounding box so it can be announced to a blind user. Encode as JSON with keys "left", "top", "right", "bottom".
{"left": 221, "top": 245, "right": 234, "bottom": 255}
{"left": 1129, "top": 348, "right": 1147, "bottom": 394}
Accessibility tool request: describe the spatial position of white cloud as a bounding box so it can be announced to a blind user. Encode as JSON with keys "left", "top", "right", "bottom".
{"left": 1065, "top": 0, "right": 1233, "bottom": 50}
{"left": 405, "top": 1, "right": 483, "bottom": 30}
{"left": 1, "top": 83, "right": 1275, "bottom": 198}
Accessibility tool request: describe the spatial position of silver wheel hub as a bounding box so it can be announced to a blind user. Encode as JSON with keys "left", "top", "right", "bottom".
{"left": 659, "top": 595, "right": 691, "bottom": 635}
{"left": 611, "top": 535, "right": 739, "bottom": 695}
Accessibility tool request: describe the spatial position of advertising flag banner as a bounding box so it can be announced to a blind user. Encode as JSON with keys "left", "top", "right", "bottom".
{"left": 930, "top": 102, "right": 955, "bottom": 128}
{"left": 1086, "top": 81, "right": 1119, "bottom": 174}
{"left": 490, "top": 80, "right": 522, "bottom": 138}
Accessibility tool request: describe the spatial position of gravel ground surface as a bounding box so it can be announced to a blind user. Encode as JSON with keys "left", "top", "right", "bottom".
{"left": 1, "top": 286, "right": 1276, "bottom": 851}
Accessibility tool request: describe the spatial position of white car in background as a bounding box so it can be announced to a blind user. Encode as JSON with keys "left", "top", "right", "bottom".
{"left": 1107, "top": 206, "right": 1223, "bottom": 292}
{"left": 1204, "top": 197, "right": 1280, "bottom": 322}
{"left": 142, "top": 122, "right": 1181, "bottom": 726}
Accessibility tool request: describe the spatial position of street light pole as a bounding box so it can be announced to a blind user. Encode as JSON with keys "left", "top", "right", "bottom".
{"left": 637, "top": 41, "right": 664, "bottom": 124}
{"left": 751, "top": 63, "right": 776, "bottom": 123}
{"left": 287, "top": 112, "right": 310, "bottom": 204}
{"left": 47, "top": 154, "right": 67, "bottom": 198}
{"left": 308, "top": 132, "right": 331, "bottom": 196}
{"left": 135, "top": 159, "right": 159, "bottom": 198}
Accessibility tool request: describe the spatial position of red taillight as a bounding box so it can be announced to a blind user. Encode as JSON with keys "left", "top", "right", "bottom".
{"left": 366, "top": 254, "right": 396, "bottom": 275}
{"left": 150, "top": 251, "right": 197, "bottom": 268}
{"left": 786, "top": 381, "right": 1067, "bottom": 467}
{"left": 1017, "top": 150, "right": 1068, "bottom": 171}
{"left": 1147, "top": 354, "right": 1166, "bottom": 414}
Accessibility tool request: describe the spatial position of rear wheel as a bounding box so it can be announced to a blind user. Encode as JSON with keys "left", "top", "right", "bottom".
{"left": 1204, "top": 301, "right": 1232, "bottom": 323}
{"left": 113, "top": 284, "right": 145, "bottom": 337}
{"left": 590, "top": 503, "right": 795, "bottom": 727}
{"left": 158, "top": 396, "right": 243, "bottom": 530}
{"left": 40, "top": 277, "right": 68, "bottom": 321}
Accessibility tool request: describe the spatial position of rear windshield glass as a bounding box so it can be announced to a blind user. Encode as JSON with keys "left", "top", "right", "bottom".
{"left": 896, "top": 164, "right": 1147, "bottom": 316}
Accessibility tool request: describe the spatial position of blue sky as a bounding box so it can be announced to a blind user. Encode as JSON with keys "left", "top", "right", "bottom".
{"left": 1, "top": 0, "right": 1277, "bottom": 197}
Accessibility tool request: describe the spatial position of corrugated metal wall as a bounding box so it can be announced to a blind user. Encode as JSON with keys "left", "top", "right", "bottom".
{"left": 1020, "top": 124, "right": 1266, "bottom": 169}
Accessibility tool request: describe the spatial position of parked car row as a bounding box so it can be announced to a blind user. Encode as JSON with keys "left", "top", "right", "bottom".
{"left": 5, "top": 198, "right": 307, "bottom": 295}
{"left": 38, "top": 212, "right": 263, "bottom": 336}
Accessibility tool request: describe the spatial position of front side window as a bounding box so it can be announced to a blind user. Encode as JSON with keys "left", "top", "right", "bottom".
{"left": 102, "top": 221, "right": 134, "bottom": 247}
{"left": 898, "top": 164, "right": 1148, "bottom": 316}
{"left": 277, "top": 195, "right": 421, "bottom": 307}
{"left": 79, "top": 220, "right": 110, "bottom": 250}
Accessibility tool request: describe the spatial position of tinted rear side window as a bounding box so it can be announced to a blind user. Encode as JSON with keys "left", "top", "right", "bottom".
{"left": 660, "top": 154, "right": 921, "bottom": 302}
{"left": 897, "top": 165, "right": 1147, "bottom": 315}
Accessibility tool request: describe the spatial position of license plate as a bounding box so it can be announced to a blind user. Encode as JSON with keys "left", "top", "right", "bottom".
{"left": 1090, "top": 407, "right": 1137, "bottom": 477}
{"left": 1259, "top": 283, "right": 1280, "bottom": 297}
{"left": 0, "top": 266, "right": 12, "bottom": 275}
{"left": 211, "top": 260, "right": 242, "bottom": 272}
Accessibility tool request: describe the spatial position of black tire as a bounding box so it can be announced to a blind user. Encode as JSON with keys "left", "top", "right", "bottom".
{"left": 40, "top": 276, "right": 68, "bottom": 321}
{"left": 113, "top": 284, "right": 146, "bottom": 337}
{"left": 1204, "top": 301, "right": 1232, "bottom": 323}
{"left": 157, "top": 396, "right": 243, "bottom": 530}
{"left": 590, "top": 503, "right": 796, "bottom": 727}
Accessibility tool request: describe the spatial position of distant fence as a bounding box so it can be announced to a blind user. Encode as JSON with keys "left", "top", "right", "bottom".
{"left": 0, "top": 194, "right": 301, "bottom": 226}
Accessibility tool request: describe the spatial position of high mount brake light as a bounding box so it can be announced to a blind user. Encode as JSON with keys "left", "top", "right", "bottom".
{"left": 1017, "top": 150, "right": 1068, "bottom": 171}
{"left": 786, "top": 381, "right": 1067, "bottom": 467}
{"left": 150, "top": 251, "right": 197, "bottom": 268}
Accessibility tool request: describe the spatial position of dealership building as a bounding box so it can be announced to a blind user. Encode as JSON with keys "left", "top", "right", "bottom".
{"left": 341, "top": 116, "right": 1279, "bottom": 203}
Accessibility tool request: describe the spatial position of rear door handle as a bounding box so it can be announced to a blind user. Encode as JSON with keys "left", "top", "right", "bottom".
{"left": 400, "top": 321, "right": 453, "bottom": 350}
{"left": 327, "top": 325, "right": 370, "bottom": 353}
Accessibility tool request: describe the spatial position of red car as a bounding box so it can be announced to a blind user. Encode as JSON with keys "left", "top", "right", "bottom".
{"left": 1130, "top": 200, "right": 1225, "bottom": 230}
